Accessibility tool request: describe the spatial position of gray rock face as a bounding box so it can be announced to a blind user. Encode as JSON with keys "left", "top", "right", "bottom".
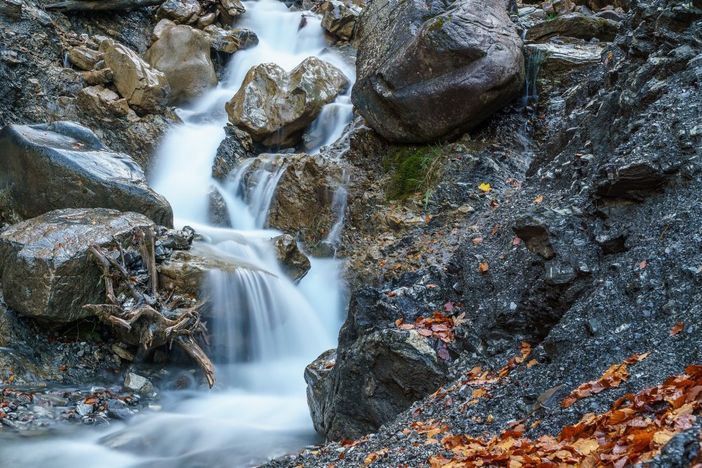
{"left": 306, "top": 329, "right": 449, "bottom": 440}
{"left": 352, "top": 0, "right": 524, "bottom": 143}
{"left": 145, "top": 24, "right": 218, "bottom": 104}
{"left": 526, "top": 12, "right": 620, "bottom": 42}
{"left": 0, "top": 209, "right": 155, "bottom": 322}
{"left": 226, "top": 57, "right": 349, "bottom": 147}
{"left": 0, "top": 122, "right": 173, "bottom": 227}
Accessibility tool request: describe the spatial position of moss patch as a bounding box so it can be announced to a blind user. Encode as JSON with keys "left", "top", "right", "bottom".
{"left": 383, "top": 145, "right": 448, "bottom": 201}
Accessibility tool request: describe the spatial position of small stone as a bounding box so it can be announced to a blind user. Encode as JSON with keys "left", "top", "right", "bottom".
{"left": 107, "top": 399, "right": 132, "bottom": 420}
{"left": 124, "top": 372, "right": 154, "bottom": 395}
{"left": 76, "top": 402, "right": 94, "bottom": 416}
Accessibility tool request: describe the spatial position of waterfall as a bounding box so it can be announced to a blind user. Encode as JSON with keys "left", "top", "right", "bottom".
{"left": 3, "top": 1, "right": 354, "bottom": 466}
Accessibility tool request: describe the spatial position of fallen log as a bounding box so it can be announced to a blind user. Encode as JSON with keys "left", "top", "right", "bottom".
{"left": 45, "top": 0, "right": 163, "bottom": 11}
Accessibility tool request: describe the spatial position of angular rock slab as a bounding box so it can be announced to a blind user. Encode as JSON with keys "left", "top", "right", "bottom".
{"left": 100, "top": 39, "right": 170, "bottom": 113}
{"left": 0, "top": 209, "right": 155, "bottom": 322}
{"left": 226, "top": 57, "right": 349, "bottom": 148}
{"left": 0, "top": 122, "right": 173, "bottom": 226}
{"left": 352, "top": 0, "right": 524, "bottom": 143}
{"left": 145, "top": 24, "right": 218, "bottom": 104}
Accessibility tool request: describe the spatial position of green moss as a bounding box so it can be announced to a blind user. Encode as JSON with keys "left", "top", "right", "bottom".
{"left": 383, "top": 145, "right": 447, "bottom": 201}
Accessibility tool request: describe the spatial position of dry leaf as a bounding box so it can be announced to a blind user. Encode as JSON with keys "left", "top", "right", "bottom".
{"left": 670, "top": 322, "right": 684, "bottom": 336}
{"left": 478, "top": 182, "right": 492, "bottom": 193}
{"left": 478, "top": 262, "right": 489, "bottom": 273}
{"left": 533, "top": 195, "right": 544, "bottom": 204}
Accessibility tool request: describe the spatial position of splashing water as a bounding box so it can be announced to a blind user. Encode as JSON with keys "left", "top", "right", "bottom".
{"left": 2, "top": 1, "right": 354, "bottom": 466}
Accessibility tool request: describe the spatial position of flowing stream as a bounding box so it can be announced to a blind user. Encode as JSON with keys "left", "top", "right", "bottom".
{"left": 2, "top": 1, "right": 354, "bottom": 466}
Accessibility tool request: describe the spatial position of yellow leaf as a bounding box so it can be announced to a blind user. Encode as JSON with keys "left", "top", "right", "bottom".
{"left": 478, "top": 182, "right": 492, "bottom": 193}
{"left": 533, "top": 195, "right": 544, "bottom": 204}
{"left": 572, "top": 438, "right": 599, "bottom": 455}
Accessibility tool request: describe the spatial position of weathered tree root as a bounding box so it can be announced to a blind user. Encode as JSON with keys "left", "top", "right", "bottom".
{"left": 84, "top": 229, "right": 216, "bottom": 388}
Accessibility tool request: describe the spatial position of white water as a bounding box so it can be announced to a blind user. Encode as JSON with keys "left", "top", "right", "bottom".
{"left": 2, "top": 1, "right": 353, "bottom": 466}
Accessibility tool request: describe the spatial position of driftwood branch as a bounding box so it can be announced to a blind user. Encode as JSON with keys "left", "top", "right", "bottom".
{"left": 84, "top": 243, "right": 216, "bottom": 388}
{"left": 45, "top": 0, "right": 163, "bottom": 11}
{"left": 176, "top": 336, "right": 216, "bottom": 388}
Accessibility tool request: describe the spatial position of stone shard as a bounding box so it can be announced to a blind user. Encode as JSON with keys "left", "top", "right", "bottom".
{"left": 0, "top": 122, "right": 173, "bottom": 226}
{"left": 145, "top": 24, "right": 218, "bottom": 104}
{"left": 273, "top": 234, "right": 311, "bottom": 283}
{"left": 100, "top": 39, "right": 170, "bottom": 113}
{"left": 226, "top": 57, "right": 349, "bottom": 148}
{"left": 352, "top": 0, "right": 524, "bottom": 143}
{"left": 0, "top": 208, "right": 155, "bottom": 322}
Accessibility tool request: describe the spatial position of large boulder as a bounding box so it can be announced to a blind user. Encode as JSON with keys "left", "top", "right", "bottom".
{"left": 226, "top": 57, "right": 349, "bottom": 148}
{"left": 0, "top": 209, "right": 155, "bottom": 322}
{"left": 145, "top": 24, "right": 218, "bottom": 104}
{"left": 0, "top": 122, "right": 173, "bottom": 226}
{"left": 100, "top": 39, "right": 170, "bottom": 113}
{"left": 352, "top": 0, "right": 524, "bottom": 143}
{"left": 247, "top": 153, "right": 345, "bottom": 247}
{"left": 306, "top": 329, "right": 449, "bottom": 440}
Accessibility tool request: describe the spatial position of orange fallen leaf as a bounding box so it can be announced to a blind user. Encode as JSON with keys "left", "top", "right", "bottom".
{"left": 478, "top": 262, "right": 489, "bottom": 273}
{"left": 670, "top": 322, "right": 684, "bottom": 336}
{"left": 533, "top": 195, "right": 544, "bottom": 204}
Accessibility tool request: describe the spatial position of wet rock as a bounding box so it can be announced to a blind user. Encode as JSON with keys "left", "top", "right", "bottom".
{"left": 100, "top": 39, "right": 170, "bottom": 113}
{"left": 259, "top": 154, "right": 345, "bottom": 247}
{"left": 352, "top": 0, "right": 524, "bottom": 143}
{"left": 526, "top": 12, "right": 620, "bottom": 42}
{"left": 320, "top": 0, "right": 361, "bottom": 41}
{"left": 205, "top": 25, "right": 259, "bottom": 55}
{"left": 0, "top": 122, "right": 173, "bottom": 226}
{"left": 145, "top": 24, "right": 217, "bottom": 104}
{"left": 156, "top": 0, "right": 202, "bottom": 24}
{"left": 207, "top": 187, "right": 232, "bottom": 227}
{"left": 218, "top": 0, "right": 246, "bottom": 21}
{"left": 307, "top": 329, "right": 450, "bottom": 440}
{"left": 226, "top": 57, "right": 349, "bottom": 148}
{"left": 305, "top": 348, "right": 336, "bottom": 434}
{"left": 212, "top": 125, "right": 254, "bottom": 181}
{"left": 81, "top": 68, "right": 115, "bottom": 86}
{"left": 0, "top": 208, "right": 155, "bottom": 322}
{"left": 67, "top": 46, "right": 104, "bottom": 71}
{"left": 107, "top": 398, "right": 133, "bottom": 420}
{"left": 0, "top": 0, "right": 22, "bottom": 18}
{"left": 525, "top": 42, "right": 606, "bottom": 74}
{"left": 124, "top": 372, "right": 154, "bottom": 395}
{"left": 595, "top": 161, "right": 666, "bottom": 201}
{"left": 273, "top": 234, "right": 311, "bottom": 283}
{"left": 77, "top": 85, "right": 132, "bottom": 118}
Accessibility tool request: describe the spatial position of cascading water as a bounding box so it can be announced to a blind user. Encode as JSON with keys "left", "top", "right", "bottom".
{"left": 2, "top": 1, "right": 353, "bottom": 466}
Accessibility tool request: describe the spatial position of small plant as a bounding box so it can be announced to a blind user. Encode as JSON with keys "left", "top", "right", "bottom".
{"left": 383, "top": 145, "right": 447, "bottom": 201}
